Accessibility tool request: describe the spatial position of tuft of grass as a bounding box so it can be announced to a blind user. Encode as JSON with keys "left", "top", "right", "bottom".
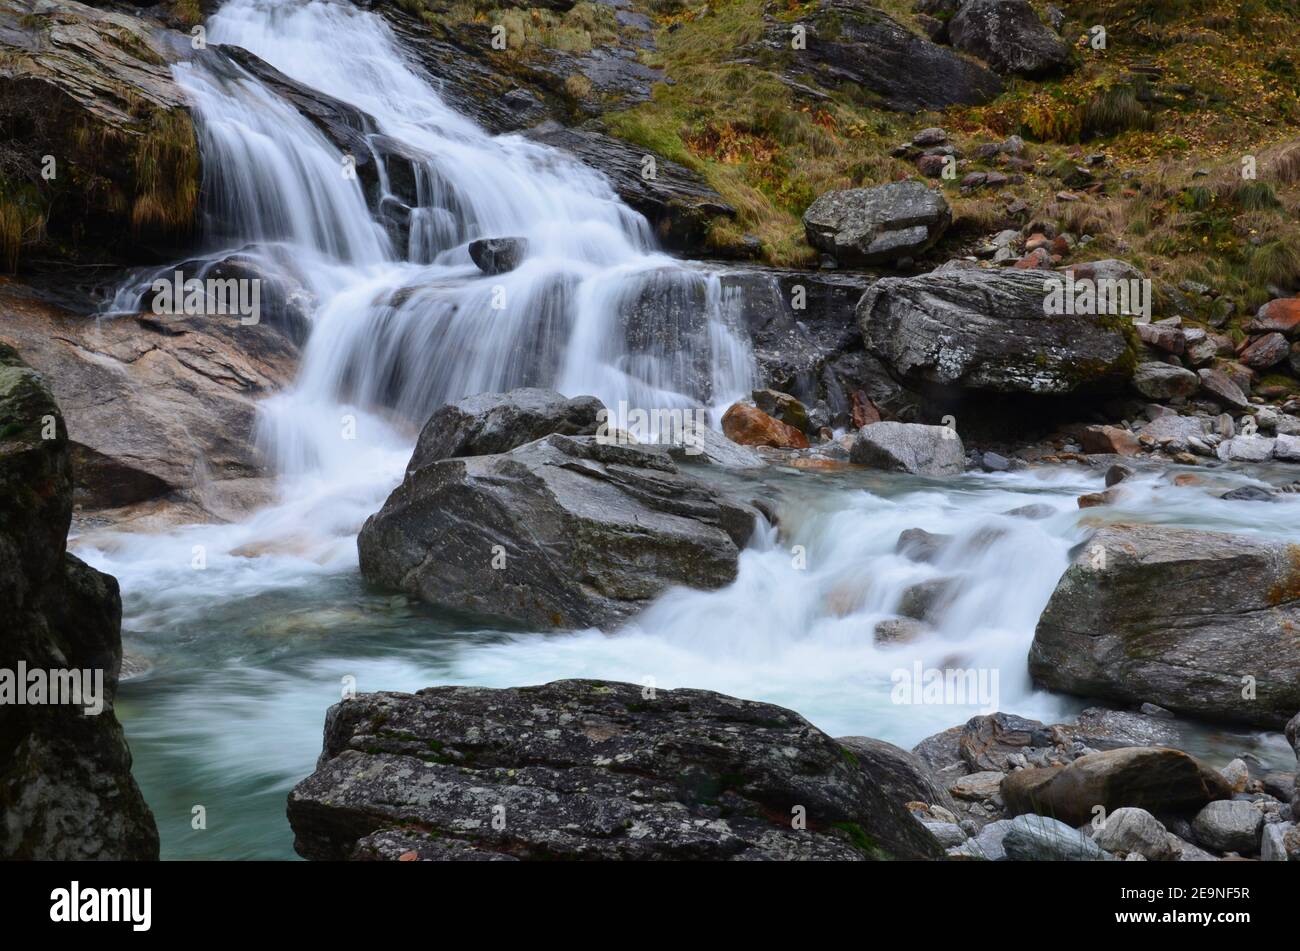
{"left": 1083, "top": 87, "right": 1154, "bottom": 139}
{"left": 129, "top": 111, "right": 199, "bottom": 236}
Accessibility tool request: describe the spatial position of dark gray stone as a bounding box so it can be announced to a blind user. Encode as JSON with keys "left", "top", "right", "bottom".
{"left": 287, "top": 679, "right": 945, "bottom": 861}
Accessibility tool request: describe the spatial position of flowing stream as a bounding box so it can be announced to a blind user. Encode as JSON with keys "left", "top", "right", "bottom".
{"left": 74, "top": 0, "right": 1295, "bottom": 859}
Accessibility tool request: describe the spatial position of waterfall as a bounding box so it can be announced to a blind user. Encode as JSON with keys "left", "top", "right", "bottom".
{"left": 121, "top": 0, "right": 756, "bottom": 480}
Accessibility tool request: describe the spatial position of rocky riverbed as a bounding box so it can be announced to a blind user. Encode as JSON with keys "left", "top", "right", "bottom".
{"left": 2, "top": 0, "right": 1300, "bottom": 863}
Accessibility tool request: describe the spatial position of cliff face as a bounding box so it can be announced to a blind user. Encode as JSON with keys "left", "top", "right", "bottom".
{"left": 0, "top": 343, "right": 158, "bottom": 860}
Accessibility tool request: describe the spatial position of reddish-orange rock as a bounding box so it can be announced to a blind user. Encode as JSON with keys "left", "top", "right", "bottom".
{"left": 1079, "top": 425, "right": 1140, "bottom": 456}
{"left": 722, "top": 402, "right": 809, "bottom": 449}
{"left": 851, "top": 390, "right": 882, "bottom": 429}
{"left": 1249, "top": 298, "right": 1300, "bottom": 338}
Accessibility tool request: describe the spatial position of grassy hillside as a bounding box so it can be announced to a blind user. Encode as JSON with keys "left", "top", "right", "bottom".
{"left": 600, "top": 0, "right": 1300, "bottom": 330}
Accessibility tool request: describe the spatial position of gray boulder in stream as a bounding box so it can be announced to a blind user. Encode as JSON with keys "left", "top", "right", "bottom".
{"left": 286, "top": 679, "right": 945, "bottom": 860}
{"left": 1029, "top": 524, "right": 1300, "bottom": 727}
{"left": 403, "top": 387, "right": 603, "bottom": 473}
{"left": 850, "top": 421, "right": 965, "bottom": 476}
{"left": 857, "top": 267, "right": 1138, "bottom": 396}
{"left": 358, "top": 433, "right": 756, "bottom": 629}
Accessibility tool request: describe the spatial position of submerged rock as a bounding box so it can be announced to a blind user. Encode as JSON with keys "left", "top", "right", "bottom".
{"left": 803, "top": 181, "right": 951, "bottom": 267}
{"left": 857, "top": 268, "right": 1137, "bottom": 396}
{"left": 468, "top": 237, "right": 528, "bottom": 275}
{"left": 358, "top": 434, "right": 756, "bottom": 629}
{"left": 1029, "top": 523, "right": 1300, "bottom": 726}
{"left": 287, "top": 679, "right": 945, "bottom": 860}
{"left": 0, "top": 344, "right": 158, "bottom": 860}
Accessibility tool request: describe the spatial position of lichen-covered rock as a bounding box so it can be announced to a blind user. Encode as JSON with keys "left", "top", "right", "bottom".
{"left": 948, "top": 0, "right": 1072, "bottom": 77}
{"left": 358, "top": 434, "right": 756, "bottom": 629}
{"left": 748, "top": 0, "right": 1002, "bottom": 113}
{"left": 0, "top": 344, "right": 158, "bottom": 860}
{"left": 1092, "top": 807, "right": 1175, "bottom": 861}
{"left": 1132, "top": 361, "right": 1199, "bottom": 400}
{"left": 287, "top": 679, "right": 944, "bottom": 861}
{"left": 1191, "top": 800, "right": 1263, "bottom": 855}
{"left": 857, "top": 268, "right": 1137, "bottom": 396}
{"left": 803, "top": 181, "right": 951, "bottom": 266}
{"left": 1029, "top": 523, "right": 1300, "bottom": 727}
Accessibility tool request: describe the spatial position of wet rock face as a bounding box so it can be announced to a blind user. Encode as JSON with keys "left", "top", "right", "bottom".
{"left": 803, "top": 181, "right": 951, "bottom": 267}
{"left": 748, "top": 0, "right": 1002, "bottom": 113}
{"left": 468, "top": 237, "right": 528, "bottom": 275}
{"left": 0, "top": 279, "right": 300, "bottom": 511}
{"left": 857, "top": 268, "right": 1138, "bottom": 396}
{"left": 948, "top": 0, "right": 1072, "bottom": 77}
{"left": 404, "top": 387, "right": 603, "bottom": 474}
{"left": 0, "top": 344, "right": 158, "bottom": 860}
{"left": 526, "top": 121, "right": 735, "bottom": 253}
{"left": 1029, "top": 524, "right": 1300, "bottom": 727}
{"left": 287, "top": 679, "right": 944, "bottom": 861}
{"left": 0, "top": 0, "right": 199, "bottom": 265}
{"left": 358, "top": 433, "right": 757, "bottom": 630}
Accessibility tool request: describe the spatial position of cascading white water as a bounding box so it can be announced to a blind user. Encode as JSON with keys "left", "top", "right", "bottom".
{"left": 72, "top": 0, "right": 1300, "bottom": 859}
{"left": 189, "top": 0, "right": 755, "bottom": 478}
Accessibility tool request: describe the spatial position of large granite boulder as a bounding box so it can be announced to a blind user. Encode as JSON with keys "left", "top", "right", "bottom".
{"left": 402, "top": 388, "right": 603, "bottom": 475}
{"left": 1029, "top": 524, "right": 1300, "bottom": 727}
{"left": 948, "top": 0, "right": 1072, "bottom": 77}
{"left": 1001, "top": 747, "right": 1231, "bottom": 827}
{"left": 358, "top": 434, "right": 757, "bottom": 629}
{"left": 857, "top": 268, "right": 1138, "bottom": 396}
{"left": 0, "top": 344, "right": 158, "bottom": 859}
{"left": 850, "top": 421, "right": 965, "bottom": 475}
{"left": 803, "top": 181, "right": 951, "bottom": 267}
{"left": 748, "top": 0, "right": 1002, "bottom": 113}
{"left": 287, "top": 679, "right": 944, "bottom": 861}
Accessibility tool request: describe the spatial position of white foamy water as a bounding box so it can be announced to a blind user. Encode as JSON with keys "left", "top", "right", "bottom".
{"left": 72, "top": 0, "right": 1299, "bottom": 858}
